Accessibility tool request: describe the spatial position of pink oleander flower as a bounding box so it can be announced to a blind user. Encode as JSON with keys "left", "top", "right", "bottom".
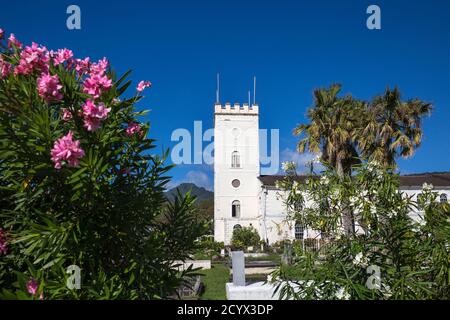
{"left": 61, "top": 108, "right": 72, "bottom": 121}
{"left": 82, "top": 74, "right": 112, "bottom": 99}
{"left": 26, "top": 279, "right": 39, "bottom": 296}
{"left": 15, "top": 42, "right": 49, "bottom": 75}
{"left": 125, "top": 122, "right": 143, "bottom": 137}
{"left": 0, "top": 228, "right": 7, "bottom": 255}
{"left": 8, "top": 33, "right": 22, "bottom": 49}
{"left": 82, "top": 100, "right": 111, "bottom": 131}
{"left": 50, "top": 131, "right": 85, "bottom": 169}
{"left": 136, "top": 80, "right": 151, "bottom": 92}
{"left": 0, "top": 56, "right": 11, "bottom": 79}
{"left": 37, "top": 73, "right": 63, "bottom": 102}
{"left": 51, "top": 48, "right": 73, "bottom": 66}
{"left": 82, "top": 58, "right": 112, "bottom": 99}
{"left": 0, "top": 29, "right": 4, "bottom": 39}
{"left": 89, "top": 57, "right": 109, "bottom": 75}
{"left": 74, "top": 57, "right": 90, "bottom": 75}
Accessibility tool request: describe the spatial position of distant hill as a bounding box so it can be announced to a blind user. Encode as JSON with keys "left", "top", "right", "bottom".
{"left": 165, "top": 183, "right": 214, "bottom": 202}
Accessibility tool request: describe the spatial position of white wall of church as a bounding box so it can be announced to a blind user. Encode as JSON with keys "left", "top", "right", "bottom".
{"left": 259, "top": 188, "right": 321, "bottom": 244}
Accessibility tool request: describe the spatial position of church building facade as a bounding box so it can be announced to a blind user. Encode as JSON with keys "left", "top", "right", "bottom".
{"left": 213, "top": 102, "right": 450, "bottom": 245}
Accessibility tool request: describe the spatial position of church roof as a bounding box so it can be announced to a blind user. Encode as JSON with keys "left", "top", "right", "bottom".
{"left": 258, "top": 172, "right": 450, "bottom": 188}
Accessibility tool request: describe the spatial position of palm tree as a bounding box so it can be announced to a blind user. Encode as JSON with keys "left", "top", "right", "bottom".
{"left": 359, "top": 87, "right": 432, "bottom": 167}
{"left": 294, "top": 84, "right": 363, "bottom": 177}
{"left": 294, "top": 84, "right": 363, "bottom": 236}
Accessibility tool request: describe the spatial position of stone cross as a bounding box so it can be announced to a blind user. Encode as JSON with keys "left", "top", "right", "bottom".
{"left": 231, "top": 251, "right": 245, "bottom": 286}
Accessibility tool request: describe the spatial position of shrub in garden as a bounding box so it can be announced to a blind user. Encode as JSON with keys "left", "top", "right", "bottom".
{"left": 230, "top": 226, "right": 260, "bottom": 250}
{"left": 0, "top": 30, "right": 206, "bottom": 299}
{"left": 273, "top": 161, "right": 449, "bottom": 300}
{"left": 196, "top": 236, "right": 224, "bottom": 257}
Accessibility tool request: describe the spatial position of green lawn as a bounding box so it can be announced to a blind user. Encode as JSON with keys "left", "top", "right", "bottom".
{"left": 199, "top": 263, "right": 230, "bottom": 300}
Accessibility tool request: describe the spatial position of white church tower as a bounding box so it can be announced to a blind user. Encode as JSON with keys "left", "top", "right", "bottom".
{"left": 214, "top": 102, "right": 261, "bottom": 245}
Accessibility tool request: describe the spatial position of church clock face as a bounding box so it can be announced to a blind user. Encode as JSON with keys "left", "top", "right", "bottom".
{"left": 232, "top": 179, "right": 240, "bottom": 188}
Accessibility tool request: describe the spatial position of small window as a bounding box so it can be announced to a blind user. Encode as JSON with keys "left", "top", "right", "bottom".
{"left": 440, "top": 193, "right": 448, "bottom": 203}
{"left": 232, "top": 200, "right": 241, "bottom": 218}
{"left": 295, "top": 223, "right": 304, "bottom": 240}
{"left": 233, "top": 224, "right": 242, "bottom": 231}
{"left": 231, "top": 151, "right": 240, "bottom": 168}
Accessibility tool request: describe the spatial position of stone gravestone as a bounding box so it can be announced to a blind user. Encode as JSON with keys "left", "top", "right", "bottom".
{"left": 281, "top": 242, "right": 293, "bottom": 265}
{"left": 231, "top": 251, "right": 245, "bottom": 286}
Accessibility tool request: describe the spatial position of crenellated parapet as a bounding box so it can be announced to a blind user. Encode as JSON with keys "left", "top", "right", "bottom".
{"left": 214, "top": 102, "right": 259, "bottom": 114}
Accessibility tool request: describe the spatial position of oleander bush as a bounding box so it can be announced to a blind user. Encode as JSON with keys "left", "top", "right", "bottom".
{"left": 273, "top": 161, "right": 450, "bottom": 299}
{"left": 0, "top": 30, "right": 206, "bottom": 299}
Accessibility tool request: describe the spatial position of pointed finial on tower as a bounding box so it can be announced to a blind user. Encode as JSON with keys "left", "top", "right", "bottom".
{"left": 253, "top": 76, "right": 256, "bottom": 105}
{"left": 216, "top": 73, "right": 220, "bottom": 104}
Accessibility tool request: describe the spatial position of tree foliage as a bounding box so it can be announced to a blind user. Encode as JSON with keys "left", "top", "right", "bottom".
{"left": 273, "top": 162, "right": 449, "bottom": 300}
{"left": 294, "top": 84, "right": 432, "bottom": 174}
{"left": 0, "top": 32, "right": 206, "bottom": 299}
{"left": 231, "top": 226, "right": 261, "bottom": 250}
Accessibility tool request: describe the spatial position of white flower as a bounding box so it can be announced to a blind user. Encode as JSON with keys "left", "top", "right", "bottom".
{"left": 335, "top": 287, "right": 350, "bottom": 300}
{"left": 353, "top": 252, "right": 369, "bottom": 267}
{"left": 422, "top": 182, "right": 434, "bottom": 191}
{"left": 320, "top": 175, "right": 329, "bottom": 185}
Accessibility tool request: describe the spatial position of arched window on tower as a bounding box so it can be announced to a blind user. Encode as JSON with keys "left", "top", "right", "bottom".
{"left": 231, "top": 151, "right": 240, "bottom": 168}
{"left": 232, "top": 200, "right": 241, "bottom": 218}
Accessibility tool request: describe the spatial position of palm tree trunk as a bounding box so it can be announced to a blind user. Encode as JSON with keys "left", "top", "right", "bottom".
{"left": 336, "top": 156, "right": 355, "bottom": 237}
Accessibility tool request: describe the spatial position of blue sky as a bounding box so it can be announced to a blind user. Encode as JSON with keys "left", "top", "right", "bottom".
{"left": 2, "top": 0, "right": 450, "bottom": 190}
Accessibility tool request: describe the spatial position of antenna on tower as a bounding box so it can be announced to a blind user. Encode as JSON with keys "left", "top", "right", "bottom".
{"left": 216, "top": 73, "right": 220, "bottom": 104}
{"left": 248, "top": 90, "right": 251, "bottom": 106}
{"left": 253, "top": 76, "right": 256, "bottom": 105}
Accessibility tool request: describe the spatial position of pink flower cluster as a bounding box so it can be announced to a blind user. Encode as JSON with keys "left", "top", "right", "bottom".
{"left": 50, "top": 131, "right": 85, "bottom": 169}
{"left": 8, "top": 33, "right": 22, "bottom": 49}
{"left": 15, "top": 42, "right": 49, "bottom": 75}
{"left": 26, "top": 279, "right": 43, "bottom": 299}
{"left": 74, "top": 57, "right": 90, "bottom": 76}
{"left": 61, "top": 108, "right": 73, "bottom": 121}
{"left": 82, "top": 100, "right": 111, "bottom": 131}
{"left": 0, "top": 56, "right": 11, "bottom": 79}
{"left": 37, "top": 73, "right": 63, "bottom": 102}
{"left": 82, "top": 57, "right": 112, "bottom": 99}
{"left": 26, "top": 279, "right": 39, "bottom": 295}
{"left": 0, "top": 228, "right": 7, "bottom": 255}
{"left": 51, "top": 48, "right": 73, "bottom": 66}
{"left": 137, "top": 80, "right": 151, "bottom": 92}
{"left": 125, "top": 122, "right": 143, "bottom": 137}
